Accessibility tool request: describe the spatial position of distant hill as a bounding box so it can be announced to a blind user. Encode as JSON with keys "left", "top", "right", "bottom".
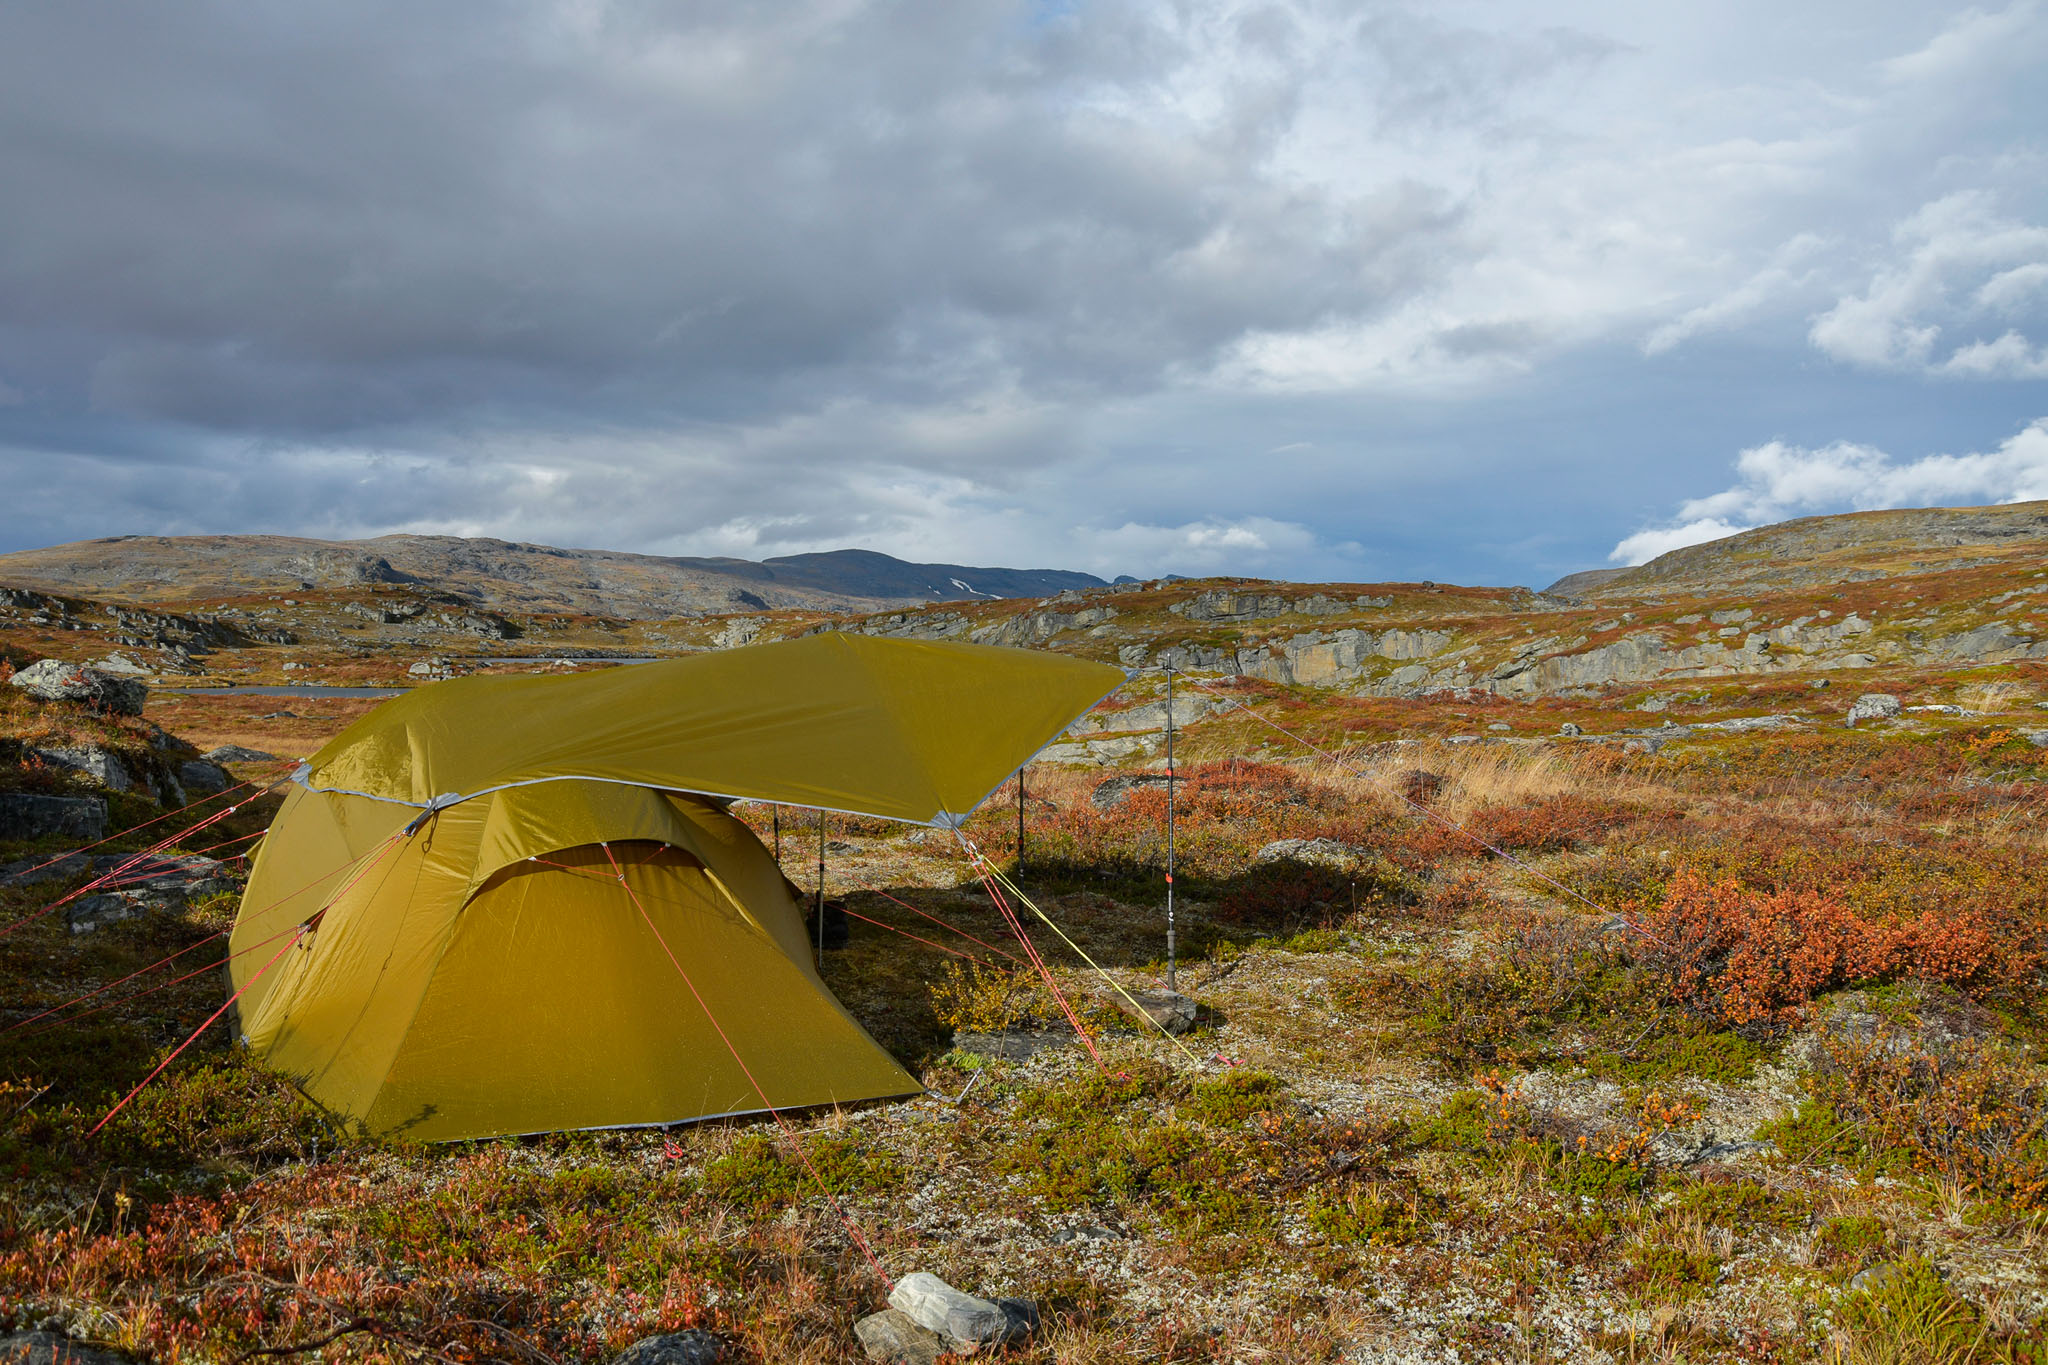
{"left": 1547, "top": 501, "right": 2048, "bottom": 599}
{"left": 0, "top": 534, "right": 1108, "bottom": 619}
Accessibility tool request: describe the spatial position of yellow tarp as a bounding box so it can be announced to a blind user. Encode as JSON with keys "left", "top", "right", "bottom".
{"left": 232, "top": 634, "right": 1123, "bottom": 1140}
{"left": 301, "top": 632, "right": 1126, "bottom": 826}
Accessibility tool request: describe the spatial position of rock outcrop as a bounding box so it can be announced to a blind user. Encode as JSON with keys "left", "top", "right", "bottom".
{"left": 0, "top": 794, "right": 106, "bottom": 843}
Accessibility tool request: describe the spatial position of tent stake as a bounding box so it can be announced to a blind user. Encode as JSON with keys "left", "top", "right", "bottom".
{"left": 1165, "top": 668, "right": 1177, "bottom": 992}
{"left": 816, "top": 808, "right": 826, "bottom": 969}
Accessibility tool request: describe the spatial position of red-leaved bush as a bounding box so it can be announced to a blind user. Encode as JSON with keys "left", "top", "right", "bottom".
{"left": 1627, "top": 869, "right": 2042, "bottom": 1024}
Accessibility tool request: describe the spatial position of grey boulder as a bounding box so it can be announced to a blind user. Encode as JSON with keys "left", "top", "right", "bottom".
{"left": 8, "top": 661, "right": 147, "bottom": 716}
{"left": 176, "top": 759, "right": 232, "bottom": 795}
{"left": 1846, "top": 693, "right": 1902, "bottom": 726}
{"left": 886, "top": 1272, "right": 1035, "bottom": 1348}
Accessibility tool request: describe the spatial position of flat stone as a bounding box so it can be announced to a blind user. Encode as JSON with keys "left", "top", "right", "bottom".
{"left": 0, "top": 1332, "right": 141, "bottom": 1364}
{"left": 0, "top": 794, "right": 106, "bottom": 844}
{"left": 1122, "top": 988, "right": 1198, "bottom": 1035}
{"left": 611, "top": 1329, "right": 722, "bottom": 1364}
{"left": 853, "top": 1310, "right": 947, "bottom": 1365}
{"left": 953, "top": 1028, "right": 1073, "bottom": 1061}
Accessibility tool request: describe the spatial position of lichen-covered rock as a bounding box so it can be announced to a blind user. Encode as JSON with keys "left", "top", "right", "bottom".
{"left": 8, "top": 661, "right": 147, "bottom": 715}
{"left": 610, "top": 1329, "right": 722, "bottom": 1364}
{"left": 1122, "top": 988, "right": 1198, "bottom": 1035}
{"left": 1846, "top": 693, "right": 1902, "bottom": 726}
{"left": 1090, "top": 773, "right": 1172, "bottom": 808}
{"left": 0, "top": 1331, "right": 141, "bottom": 1363}
{"left": 28, "top": 745, "right": 134, "bottom": 793}
{"left": 1252, "top": 837, "right": 1365, "bottom": 870}
{"left": 853, "top": 1309, "right": 947, "bottom": 1364}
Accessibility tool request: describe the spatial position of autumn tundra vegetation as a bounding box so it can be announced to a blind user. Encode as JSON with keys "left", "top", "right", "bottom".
{"left": 0, "top": 523, "right": 2045, "bottom": 1362}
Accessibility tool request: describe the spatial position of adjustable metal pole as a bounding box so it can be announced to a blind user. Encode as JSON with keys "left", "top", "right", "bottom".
{"left": 773, "top": 807, "right": 781, "bottom": 865}
{"left": 1165, "top": 668, "right": 1177, "bottom": 992}
{"left": 1016, "top": 769, "right": 1026, "bottom": 879}
{"left": 816, "top": 809, "right": 826, "bottom": 969}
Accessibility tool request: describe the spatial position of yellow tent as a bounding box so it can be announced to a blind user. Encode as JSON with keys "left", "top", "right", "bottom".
{"left": 228, "top": 633, "right": 1123, "bottom": 1141}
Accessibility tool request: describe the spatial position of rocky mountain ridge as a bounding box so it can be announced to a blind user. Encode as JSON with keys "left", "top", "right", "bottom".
{"left": 0, "top": 534, "right": 1109, "bottom": 619}
{"left": 1548, "top": 499, "right": 2048, "bottom": 599}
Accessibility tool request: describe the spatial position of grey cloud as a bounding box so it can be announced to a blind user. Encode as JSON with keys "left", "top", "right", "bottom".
{"left": 0, "top": 1, "right": 1483, "bottom": 438}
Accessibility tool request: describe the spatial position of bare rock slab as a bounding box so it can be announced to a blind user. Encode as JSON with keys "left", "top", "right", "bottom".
{"left": 886, "top": 1272, "right": 1036, "bottom": 1348}
{"left": 1846, "top": 692, "right": 1901, "bottom": 726}
{"left": 853, "top": 1309, "right": 948, "bottom": 1364}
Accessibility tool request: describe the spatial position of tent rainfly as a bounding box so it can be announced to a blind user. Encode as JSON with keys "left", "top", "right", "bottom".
{"left": 227, "top": 632, "right": 1125, "bottom": 1142}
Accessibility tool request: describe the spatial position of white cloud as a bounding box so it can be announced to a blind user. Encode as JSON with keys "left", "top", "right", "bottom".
{"left": 1642, "top": 236, "right": 1828, "bottom": 355}
{"left": 1809, "top": 191, "right": 2048, "bottom": 375}
{"left": 1611, "top": 420, "right": 2048, "bottom": 563}
{"left": 1879, "top": 0, "right": 2042, "bottom": 83}
{"left": 1609, "top": 518, "right": 1751, "bottom": 565}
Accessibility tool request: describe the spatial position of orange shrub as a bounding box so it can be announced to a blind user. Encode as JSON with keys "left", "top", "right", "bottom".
{"left": 1628, "top": 870, "right": 2044, "bottom": 1024}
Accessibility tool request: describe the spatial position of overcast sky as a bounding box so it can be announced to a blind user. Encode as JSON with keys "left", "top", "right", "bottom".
{"left": 1, "top": 1, "right": 2044, "bottom": 587}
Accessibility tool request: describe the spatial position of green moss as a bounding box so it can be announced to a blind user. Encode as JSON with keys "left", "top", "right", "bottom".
{"left": 1303, "top": 1182, "right": 1438, "bottom": 1246}
{"left": 701, "top": 1133, "right": 901, "bottom": 1213}
{"left": 1815, "top": 1213, "right": 1888, "bottom": 1269}
{"left": 1673, "top": 1179, "right": 1810, "bottom": 1229}
{"left": 1410, "top": 1090, "right": 1493, "bottom": 1151}
{"left": 1621, "top": 1242, "right": 1720, "bottom": 1302}
{"left": 1550, "top": 1150, "right": 1648, "bottom": 1203}
{"left": 1758, "top": 1098, "right": 1862, "bottom": 1165}
{"left": 1585, "top": 1027, "right": 1770, "bottom": 1087}
{"left": 1179, "top": 1071, "right": 1284, "bottom": 1126}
